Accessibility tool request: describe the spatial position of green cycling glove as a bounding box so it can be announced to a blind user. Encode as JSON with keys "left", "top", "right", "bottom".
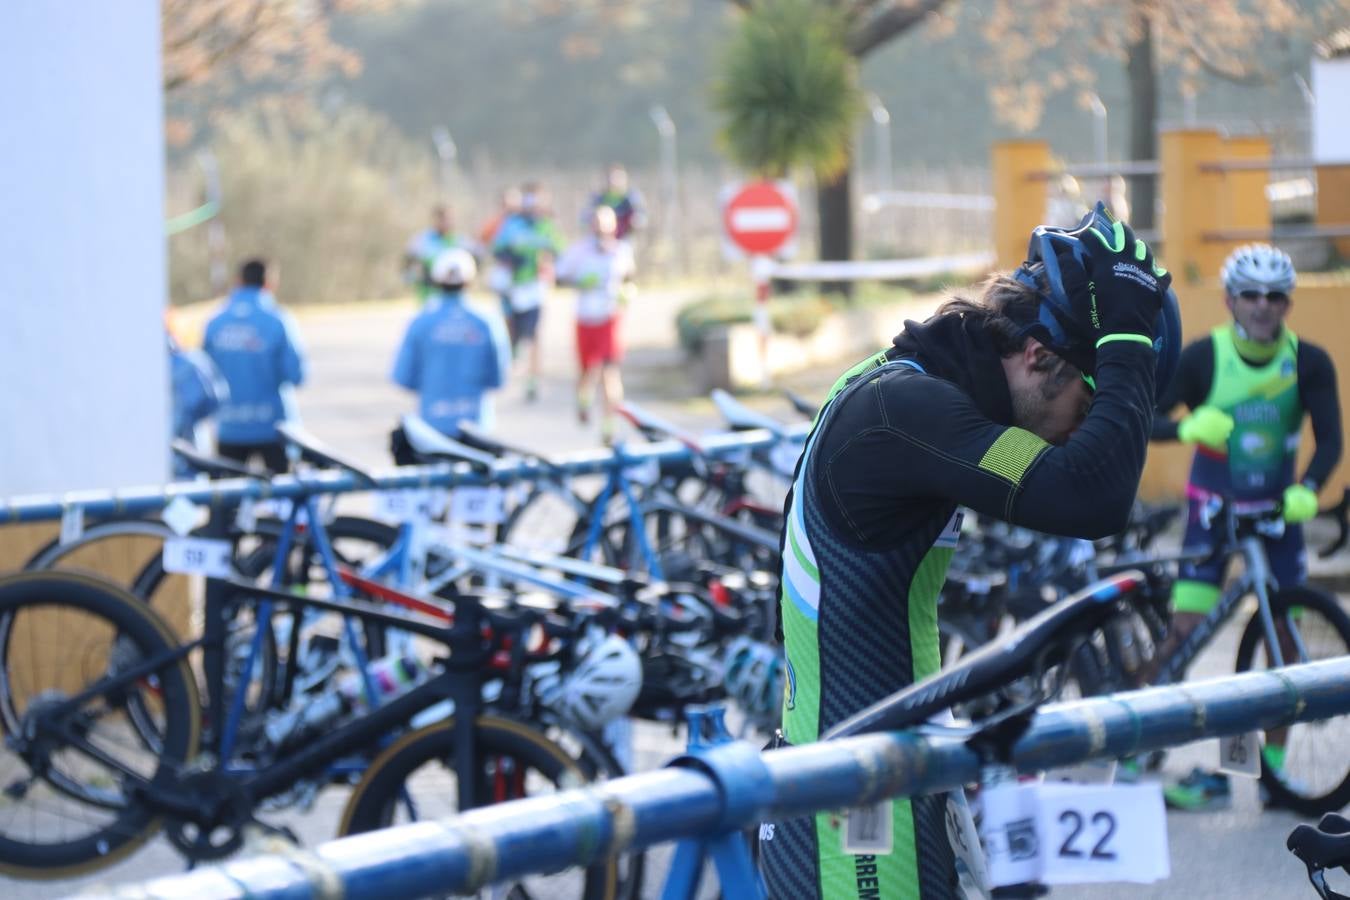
{"left": 1176, "top": 406, "right": 1235, "bottom": 451}
{"left": 1283, "top": 483, "right": 1319, "bottom": 525}
{"left": 1075, "top": 202, "right": 1171, "bottom": 348}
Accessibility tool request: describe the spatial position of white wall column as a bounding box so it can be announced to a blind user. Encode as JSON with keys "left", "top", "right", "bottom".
{"left": 0, "top": 1, "right": 168, "bottom": 494}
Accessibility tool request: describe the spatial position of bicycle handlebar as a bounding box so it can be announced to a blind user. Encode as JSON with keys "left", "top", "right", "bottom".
{"left": 1289, "top": 813, "right": 1350, "bottom": 899}
{"left": 823, "top": 570, "right": 1147, "bottom": 741}
{"left": 1317, "top": 487, "right": 1350, "bottom": 559}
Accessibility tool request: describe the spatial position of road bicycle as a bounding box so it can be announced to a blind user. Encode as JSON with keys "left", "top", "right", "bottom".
{"left": 0, "top": 567, "right": 641, "bottom": 897}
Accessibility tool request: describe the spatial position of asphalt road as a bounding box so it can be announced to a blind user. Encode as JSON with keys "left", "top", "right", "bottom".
{"left": 18, "top": 288, "right": 1350, "bottom": 899}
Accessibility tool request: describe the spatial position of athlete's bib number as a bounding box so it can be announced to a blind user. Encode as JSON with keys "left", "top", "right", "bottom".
{"left": 163, "top": 537, "right": 234, "bottom": 578}
{"left": 376, "top": 489, "right": 448, "bottom": 523}
{"left": 1218, "top": 731, "right": 1262, "bottom": 778}
{"left": 450, "top": 487, "right": 505, "bottom": 525}
{"left": 980, "top": 781, "right": 1169, "bottom": 886}
{"left": 843, "top": 800, "right": 893, "bottom": 855}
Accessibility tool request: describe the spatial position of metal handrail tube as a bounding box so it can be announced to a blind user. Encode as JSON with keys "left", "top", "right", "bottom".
{"left": 1, "top": 424, "right": 809, "bottom": 525}
{"left": 1202, "top": 224, "right": 1350, "bottom": 242}
{"left": 89, "top": 657, "right": 1350, "bottom": 899}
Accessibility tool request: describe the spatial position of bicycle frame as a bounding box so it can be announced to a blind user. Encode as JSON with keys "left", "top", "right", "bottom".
{"left": 42, "top": 577, "right": 506, "bottom": 823}
{"left": 1154, "top": 531, "right": 1294, "bottom": 685}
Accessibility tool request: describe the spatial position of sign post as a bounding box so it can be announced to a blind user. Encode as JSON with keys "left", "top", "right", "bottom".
{"left": 722, "top": 181, "right": 798, "bottom": 385}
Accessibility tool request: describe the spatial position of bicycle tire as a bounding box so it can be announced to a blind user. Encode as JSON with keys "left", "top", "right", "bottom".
{"left": 1235, "top": 584, "right": 1350, "bottom": 816}
{"left": 339, "top": 714, "right": 625, "bottom": 900}
{"left": 500, "top": 481, "right": 591, "bottom": 554}
{"left": 0, "top": 570, "right": 200, "bottom": 878}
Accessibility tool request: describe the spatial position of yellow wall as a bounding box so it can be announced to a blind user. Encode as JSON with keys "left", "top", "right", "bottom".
{"left": 1140, "top": 281, "right": 1350, "bottom": 502}
{"left": 1318, "top": 165, "right": 1350, "bottom": 258}
{"left": 992, "top": 141, "right": 1051, "bottom": 272}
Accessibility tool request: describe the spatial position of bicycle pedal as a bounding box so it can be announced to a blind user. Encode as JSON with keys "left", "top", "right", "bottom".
{"left": 243, "top": 822, "right": 300, "bottom": 853}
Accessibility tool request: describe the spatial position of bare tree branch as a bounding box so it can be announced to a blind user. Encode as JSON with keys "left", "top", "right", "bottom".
{"left": 164, "top": 1, "right": 272, "bottom": 92}
{"left": 1160, "top": 0, "right": 1268, "bottom": 85}
{"left": 847, "top": 0, "right": 949, "bottom": 57}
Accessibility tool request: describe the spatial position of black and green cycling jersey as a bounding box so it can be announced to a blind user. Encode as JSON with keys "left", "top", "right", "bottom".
{"left": 760, "top": 311, "right": 1157, "bottom": 899}
{"left": 1152, "top": 323, "right": 1340, "bottom": 499}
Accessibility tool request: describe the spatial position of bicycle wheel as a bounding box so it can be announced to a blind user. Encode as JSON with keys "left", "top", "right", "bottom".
{"left": 24, "top": 519, "right": 194, "bottom": 638}
{"left": 339, "top": 715, "right": 625, "bottom": 900}
{"left": 500, "top": 481, "right": 590, "bottom": 554}
{"left": 0, "top": 570, "right": 200, "bottom": 878}
{"left": 233, "top": 515, "right": 402, "bottom": 677}
{"left": 1235, "top": 585, "right": 1350, "bottom": 815}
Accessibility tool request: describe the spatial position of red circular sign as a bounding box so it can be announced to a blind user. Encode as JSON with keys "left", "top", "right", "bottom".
{"left": 723, "top": 181, "right": 798, "bottom": 255}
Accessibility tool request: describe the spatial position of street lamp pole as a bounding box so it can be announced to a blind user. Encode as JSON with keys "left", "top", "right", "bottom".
{"left": 649, "top": 105, "right": 681, "bottom": 272}
{"left": 197, "top": 150, "right": 227, "bottom": 294}
{"left": 865, "top": 93, "right": 892, "bottom": 245}
{"left": 865, "top": 93, "right": 892, "bottom": 196}
{"left": 1087, "top": 93, "right": 1109, "bottom": 203}
{"left": 431, "top": 126, "right": 457, "bottom": 204}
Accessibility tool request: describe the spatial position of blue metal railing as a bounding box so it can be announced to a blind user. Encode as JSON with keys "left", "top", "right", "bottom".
{"left": 0, "top": 425, "right": 806, "bottom": 525}
{"left": 89, "top": 657, "right": 1350, "bottom": 899}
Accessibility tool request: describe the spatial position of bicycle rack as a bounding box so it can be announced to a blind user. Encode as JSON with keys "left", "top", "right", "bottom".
{"left": 660, "top": 703, "right": 770, "bottom": 899}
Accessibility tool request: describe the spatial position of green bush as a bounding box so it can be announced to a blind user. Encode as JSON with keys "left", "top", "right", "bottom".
{"left": 168, "top": 103, "right": 436, "bottom": 306}
{"left": 676, "top": 295, "right": 753, "bottom": 354}
{"left": 676, "top": 286, "right": 918, "bottom": 355}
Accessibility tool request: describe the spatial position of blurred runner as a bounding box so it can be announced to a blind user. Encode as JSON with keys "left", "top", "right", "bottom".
{"left": 404, "top": 204, "right": 468, "bottom": 304}
{"left": 392, "top": 248, "right": 511, "bottom": 438}
{"left": 202, "top": 259, "right": 306, "bottom": 473}
{"left": 558, "top": 206, "right": 635, "bottom": 444}
{"left": 492, "top": 183, "right": 562, "bottom": 402}
{"left": 480, "top": 186, "right": 523, "bottom": 329}
{"left": 583, "top": 163, "right": 646, "bottom": 244}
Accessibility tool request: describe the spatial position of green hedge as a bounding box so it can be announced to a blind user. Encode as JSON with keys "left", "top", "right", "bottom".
{"left": 676, "top": 283, "right": 933, "bottom": 355}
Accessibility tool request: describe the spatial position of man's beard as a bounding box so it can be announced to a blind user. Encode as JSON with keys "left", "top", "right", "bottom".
{"left": 1011, "top": 376, "right": 1071, "bottom": 445}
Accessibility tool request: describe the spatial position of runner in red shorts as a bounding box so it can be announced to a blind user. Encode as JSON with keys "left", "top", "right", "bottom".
{"left": 557, "top": 206, "right": 636, "bottom": 443}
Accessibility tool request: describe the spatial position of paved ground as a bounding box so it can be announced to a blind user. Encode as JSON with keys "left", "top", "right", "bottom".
{"left": 18, "top": 288, "right": 1350, "bottom": 898}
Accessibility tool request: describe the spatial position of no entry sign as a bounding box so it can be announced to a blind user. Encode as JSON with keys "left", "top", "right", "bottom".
{"left": 723, "top": 181, "right": 798, "bottom": 256}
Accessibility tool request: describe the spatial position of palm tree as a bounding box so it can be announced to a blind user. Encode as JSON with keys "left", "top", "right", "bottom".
{"left": 713, "top": 0, "right": 863, "bottom": 291}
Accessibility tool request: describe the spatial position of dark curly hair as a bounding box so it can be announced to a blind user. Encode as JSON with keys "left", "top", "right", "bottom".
{"left": 937, "top": 274, "right": 1079, "bottom": 382}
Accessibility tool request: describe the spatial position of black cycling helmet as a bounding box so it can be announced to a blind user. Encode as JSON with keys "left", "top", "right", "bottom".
{"left": 1012, "top": 202, "right": 1181, "bottom": 402}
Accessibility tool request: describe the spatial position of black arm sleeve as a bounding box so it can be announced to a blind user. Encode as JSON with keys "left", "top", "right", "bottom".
{"left": 1150, "top": 339, "right": 1214, "bottom": 442}
{"left": 816, "top": 342, "right": 1155, "bottom": 544}
{"left": 1298, "top": 341, "right": 1342, "bottom": 490}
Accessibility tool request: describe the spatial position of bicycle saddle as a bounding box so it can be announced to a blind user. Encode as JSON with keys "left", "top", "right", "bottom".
{"left": 170, "top": 439, "right": 264, "bottom": 481}
{"left": 783, "top": 389, "right": 818, "bottom": 420}
{"left": 455, "top": 421, "right": 564, "bottom": 469}
{"left": 823, "top": 570, "right": 1146, "bottom": 740}
{"left": 710, "top": 389, "right": 784, "bottom": 435}
{"left": 616, "top": 402, "right": 704, "bottom": 449}
{"left": 399, "top": 415, "right": 497, "bottom": 471}
{"left": 276, "top": 423, "right": 377, "bottom": 486}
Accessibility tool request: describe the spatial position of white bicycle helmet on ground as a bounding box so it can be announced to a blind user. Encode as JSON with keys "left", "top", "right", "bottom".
{"left": 1221, "top": 244, "right": 1296, "bottom": 296}
{"left": 549, "top": 634, "right": 643, "bottom": 732}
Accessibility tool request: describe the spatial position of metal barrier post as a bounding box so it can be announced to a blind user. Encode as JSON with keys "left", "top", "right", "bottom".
{"left": 1220, "top": 134, "right": 1272, "bottom": 262}
{"left": 1318, "top": 163, "right": 1350, "bottom": 257}
{"left": 1160, "top": 128, "right": 1226, "bottom": 285}
{"left": 661, "top": 705, "right": 770, "bottom": 899}
{"left": 991, "top": 140, "right": 1051, "bottom": 271}
{"left": 82, "top": 658, "right": 1350, "bottom": 899}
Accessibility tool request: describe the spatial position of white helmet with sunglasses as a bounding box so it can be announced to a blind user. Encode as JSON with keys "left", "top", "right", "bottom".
{"left": 1221, "top": 244, "right": 1296, "bottom": 298}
